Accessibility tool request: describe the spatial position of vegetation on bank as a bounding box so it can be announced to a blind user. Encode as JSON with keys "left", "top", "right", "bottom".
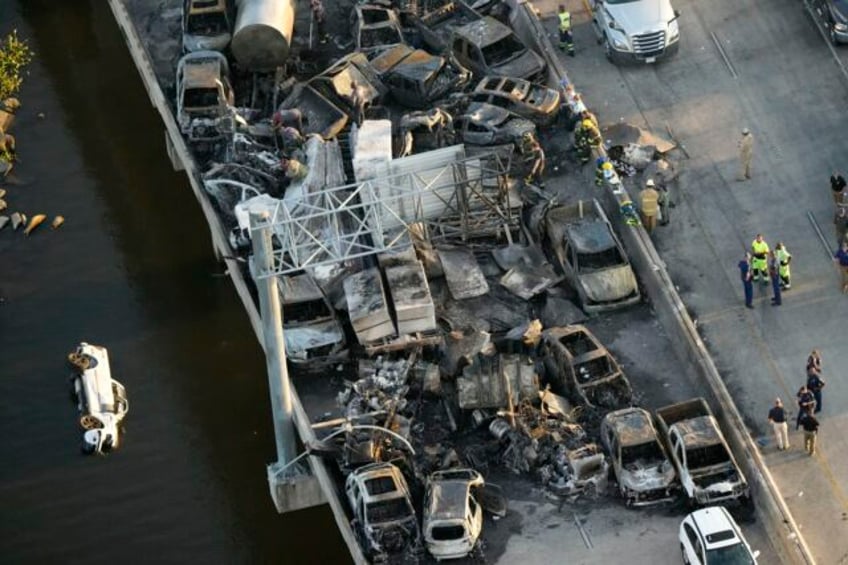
{"left": 0, "top": 30, "right": 34, "bottom": 100}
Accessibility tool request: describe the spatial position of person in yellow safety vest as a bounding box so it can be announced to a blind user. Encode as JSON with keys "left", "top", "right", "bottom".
{"left": 575, "top": 118, "right": 602, "bottom": 164}
{"left": 558, "top": 5, "right": 575, "bottom": 57}
{"left": 751, "top": 233, "right": 770, "bottom": 284}
{"left": 775, "top": 242, "right": 792, "bottom": 289}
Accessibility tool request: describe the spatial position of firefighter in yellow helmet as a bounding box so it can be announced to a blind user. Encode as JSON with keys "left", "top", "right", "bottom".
{"left": 558, "top": 5, "right": 575, "bottom": 57}
{"left": 574, "top": 118, "right": 602, "bottom": 164}
{"left": 750, "top": 234, "right": 770, "bottom": 284}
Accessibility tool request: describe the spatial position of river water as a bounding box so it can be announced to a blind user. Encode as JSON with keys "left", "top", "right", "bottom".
{"left": 0, "top": 2, "right": 348, "bottom": 563}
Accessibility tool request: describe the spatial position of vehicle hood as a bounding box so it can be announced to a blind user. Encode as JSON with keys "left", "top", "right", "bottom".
{"left": 604, "top": 0, "right": 676, "bottom": 35}
{"left": 502, "top": 117, "right": 536, "bottom": 141}
{"left": 490, "top": 50, "right": 546, "bottom": 80}
{"left": 579, "top": 265, "right": 638, "bottom": 302}
{"left": 619, "top": 460, "right": 675, "bottom": 491}
{"left": 183, "top": 33, "right": 231, "bottom": 53}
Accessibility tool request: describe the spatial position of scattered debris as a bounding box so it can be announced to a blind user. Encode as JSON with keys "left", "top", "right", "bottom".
{"left": 0, "top": 215, "right": 8, "bottom": 230}
{"left": 51, "top": 215, "right": 64, "bottom": 229}
{"left": 10, "top": 211, "right": 25, "bottom": 231}
{"left": 438, "top": 246, "right": 490, "bottom": 299}
{"left": 24, "top": 213, "right": 46, "bottom": 236}
{"left": 457, "top": 352, "right": 539, "bottom": 409}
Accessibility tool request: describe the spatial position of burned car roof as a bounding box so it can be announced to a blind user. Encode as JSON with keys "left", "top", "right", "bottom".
{"left": 455, "top": 17, "right": 513, "bottom": 46}
{"left": 605, "top": 408, "right": 659, "bottom": 446}
{"left": 565, "top": 220, "right": 617, "bottom": 254}
{"left": 427, "top": 481, "right": 469, "bottom": 521}
{"left": 463, "top": 101, "right": 512, "bottom": 126}
{"left": 676, "top": 416, "right": 723, "bottom": 447}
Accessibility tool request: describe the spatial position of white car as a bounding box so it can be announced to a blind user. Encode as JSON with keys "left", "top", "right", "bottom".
{"left": 423, "top": 469, "right": 485, "bottom": 560}
{"left": 679, "top": 507, "right": 759, "bottom": 564}
{"left": 67, "top": 343, "right": 129, "bottom": 454}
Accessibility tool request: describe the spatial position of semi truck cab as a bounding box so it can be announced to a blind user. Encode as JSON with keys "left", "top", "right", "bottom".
{"left": 591, "top": 0, "right": 680, "bottom": 64}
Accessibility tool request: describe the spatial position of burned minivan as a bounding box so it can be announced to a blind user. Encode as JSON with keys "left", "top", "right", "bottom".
{"left": 601, "top": 407, "right": 677, "bottom": 506}
{"left": 277, "top": 273, "right": 346, "bottom": 365}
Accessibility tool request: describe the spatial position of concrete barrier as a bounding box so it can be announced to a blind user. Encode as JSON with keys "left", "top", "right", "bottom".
{"left": 508, "top": 1, "right": 815, "bottom": 563}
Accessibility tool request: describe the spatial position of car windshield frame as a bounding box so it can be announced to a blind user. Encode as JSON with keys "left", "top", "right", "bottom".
{"left": 705, "top": 541, "right": 755, "bottom": 564}
{"left": 366, "top": 498, "right": 411, "bottom": 524}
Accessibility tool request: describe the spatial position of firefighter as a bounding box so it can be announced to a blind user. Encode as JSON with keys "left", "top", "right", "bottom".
{"left": 775, "top": 242, "right": 792, "bottom": 289}
{"left": 574, "top": 119, "right": 602, "bottom": 164}
{"left": 751, "top": 233, "right": 770, "bottom": 284}
{"left": 558, "top": 5, "right": 575, "bottom": 56}
{"left": 640, "top": 179, "right": 660, "bottom": 233}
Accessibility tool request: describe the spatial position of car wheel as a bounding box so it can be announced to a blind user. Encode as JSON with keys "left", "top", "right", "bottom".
{"left": 681, "top": 543, "right": 691, "bottom": 565}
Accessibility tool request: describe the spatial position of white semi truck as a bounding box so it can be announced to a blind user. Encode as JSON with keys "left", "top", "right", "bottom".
{"left": 591, "top": 0, "right": 680, "bottom": 64}
{"left": 68, "top": 343, "right": 129, "bottom": 455}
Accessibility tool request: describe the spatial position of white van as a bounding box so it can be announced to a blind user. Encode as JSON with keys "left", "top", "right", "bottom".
{"left": 68, "top": 343, "right": 129, "bottom": 454}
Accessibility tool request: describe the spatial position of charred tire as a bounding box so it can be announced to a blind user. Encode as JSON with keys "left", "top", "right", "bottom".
{"left": 68, "top": 352, "right": 90, "bottom": 371}
{"left": 80, "top": 414, "right": 104, "bottom": 430}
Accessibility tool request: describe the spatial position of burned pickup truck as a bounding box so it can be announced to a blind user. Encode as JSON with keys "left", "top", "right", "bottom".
{"left": 655, "top": 398, "right": 750, "bottom": 507}
{"left": 541, "top": 325, "right": 632, "bottom": 408}
{"left": 600, "top": 407, "right": 677, "bottom": 506}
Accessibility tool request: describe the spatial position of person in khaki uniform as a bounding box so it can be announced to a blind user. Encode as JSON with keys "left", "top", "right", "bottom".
{"left": 737, "top": 128, "right": 754, "bottom": 181}
{"left": 640, "top": 179, "right": 660, "bottom": 233}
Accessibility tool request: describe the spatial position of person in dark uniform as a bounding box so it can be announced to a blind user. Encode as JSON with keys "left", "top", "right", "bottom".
{"left": 769, "top": 251, "right": 782, "bottom": 306}
{"left": 831, "top": 171, "right": 846, "bottom": 206}
{"left": 800, "top": 411, "right": 820, "bottom": 456}
{"left": 796, "top": 385, "right": 816, "bottom": 429}
{"left": 806, "top": 371, "right": 825, "bottom": 414}
{"left": 738, "top": 252, "right": 753, "bottom": 309}
{"left": 768, "top": 398, "right": 789, "bottom": 450}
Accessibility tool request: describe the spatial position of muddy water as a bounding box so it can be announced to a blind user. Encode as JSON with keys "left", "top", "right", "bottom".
{"left": 0, "top": 2, "right": 348, "bottom": 563}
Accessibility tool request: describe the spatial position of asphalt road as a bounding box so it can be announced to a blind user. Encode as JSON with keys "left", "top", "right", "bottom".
{"left": 550, "top": 0, "right": 848, "bottom": 561}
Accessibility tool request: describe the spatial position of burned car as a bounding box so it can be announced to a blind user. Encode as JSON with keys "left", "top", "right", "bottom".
{"left": 467, "top": 76, "right": 560, "bottom": 125}
{"left": 345, "top": 462, "right": 422, "bottom": 560}
{"left": 545, "top": 199, "right": 641, "bottom": 313}
{"left": 352, "top": 5, "right": 404, "bottom": 53}
{"left": 277, "top": 273, "right": 346, "bottom": 365}
{"left": 454, "top": 102, "right": 535, "bottom": 146}
{"left": 600, "top": 408, "right": 677, "bottom": 506}
{"left": 423, "top": 469, "right": 485, "bottom": 560}
{"left": 548, "top": 443, "right": 609, "bottom": 497}
{"left": 541, "top": 325, "right": 632, "bottom": 408}
{"left": 182, "top": 0, "right": 232, "bottom": 53}
{"left": 370, "top": 44, "right": 471, "bottom": 109}
{"left": 175, "top": 50, "right": 235, "bottom": 143}
{"left": 449, "top": 17, "right": 546, "bottom": 81}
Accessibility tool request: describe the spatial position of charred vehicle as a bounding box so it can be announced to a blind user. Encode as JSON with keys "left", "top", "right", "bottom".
{"left": 544, "top": 199, "right": 641, "bottom": 313}
{"left": 655, "top": 398, "right": 750, "bottom": 507}
{"left": 277, "top": 273, "right": 346, "bottom": 365}
{"left": 182, "top": 0, "right": 232, "bottom": 53}
{"left": 541, "top": 325, "right": 632, "bottom": 408}
{"left": 467, "top": 76, "right": 560, "bottom": 125}
{"left": 345, "top": 462, "right": 422, "bottom": 560}
{"left": 370, "top": 44, "right": 471, "bottom": 109}
{"left": 454, "top": 102, "right": 535, "bottom": 146}
{"left": 449, "top": 17, "right": 546, "bottom": 81}
{"left": 352, "top": 5, "right": 404, "bottom": 53}
{"left": 601, "top": 407, "right": 677, "bottom": 506}
{"left": 422, "top": 469, "right": 485, "bottom": 560}
{"left": 279, "top": 53, "right": 385, "bottom": 138}
{"left": 175, "top": 50, "right": 236, "bottom": 143}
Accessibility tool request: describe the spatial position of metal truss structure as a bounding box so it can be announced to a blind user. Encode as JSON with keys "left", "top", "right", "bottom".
{"left": 252, "top": 151, "right": 518, "bottom": 278}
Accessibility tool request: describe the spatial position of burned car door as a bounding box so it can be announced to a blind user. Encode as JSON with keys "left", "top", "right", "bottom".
{"left": 463, "top": 120, "right": 495, "bottom": 145}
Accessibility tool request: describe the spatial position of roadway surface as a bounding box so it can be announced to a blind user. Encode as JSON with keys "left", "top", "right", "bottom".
{"left": 546, "top": 0, "right": 848, "bottom": 561}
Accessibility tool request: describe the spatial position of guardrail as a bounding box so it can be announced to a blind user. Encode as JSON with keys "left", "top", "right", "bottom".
{"left": 507, "top": 1, "right": 815, "bottom": 563}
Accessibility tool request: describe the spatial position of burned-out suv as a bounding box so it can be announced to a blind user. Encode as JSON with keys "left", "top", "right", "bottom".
{"left": 450, "top": 17, "right": 545, "bottom": 80}
{"left": 345, "top": 462, "right": 422, "bottom": 560}
{"left": 601, "top": 408, "right": 677, "bottom": 506}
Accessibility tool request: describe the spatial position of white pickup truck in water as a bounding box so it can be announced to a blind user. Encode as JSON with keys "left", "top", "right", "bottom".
{"left": 68, "top": 343, "right": 128, "bottom": 454}
{"left": 591, "top": 0, "right": 680, "bottom": 64}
